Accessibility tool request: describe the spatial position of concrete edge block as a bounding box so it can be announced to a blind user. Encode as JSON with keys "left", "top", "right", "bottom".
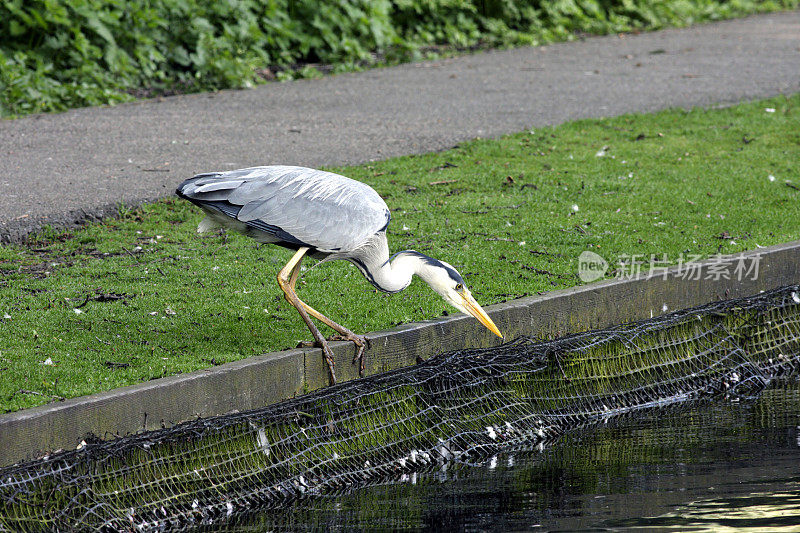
{"left": 0, "top": 240, "right": 798, "bottom": 466}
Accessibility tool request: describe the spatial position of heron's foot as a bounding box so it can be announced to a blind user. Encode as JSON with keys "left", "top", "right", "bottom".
{"left": 296, "top": 334, "right": 368, "bottom": 377}
{"left": 329, "top": 333, "right": 368, "bottom": 377}
{"left": 294, "top": 338, "right": 337, "bottom": 385}
{"left": 296, "top": 335, "right": 361, "bottom": 347}
{"left": 320, "top": 340, "right": 337, "bottom": 386}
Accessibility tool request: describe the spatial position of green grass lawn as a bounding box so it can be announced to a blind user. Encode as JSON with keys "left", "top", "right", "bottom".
{"left": 1, "top": 94, "right": 798, "bottom": 413}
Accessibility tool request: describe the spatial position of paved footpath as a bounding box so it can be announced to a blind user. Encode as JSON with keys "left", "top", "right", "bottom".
{"left": 1, "top": 12, "right": 798, "bottom": 242}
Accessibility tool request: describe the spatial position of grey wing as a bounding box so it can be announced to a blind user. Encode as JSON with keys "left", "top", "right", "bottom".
{"left": 176, "top": 166, "right": 390, "bottom": 253}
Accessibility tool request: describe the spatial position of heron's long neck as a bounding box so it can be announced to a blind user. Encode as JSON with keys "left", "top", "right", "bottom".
{"left": 349, "top": 235, "right": 422, "bottom": 293}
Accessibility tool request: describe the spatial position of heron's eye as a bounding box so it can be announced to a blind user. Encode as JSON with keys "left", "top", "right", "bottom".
{"left": 455, "top": 283, "right": 463, "bottom": 292}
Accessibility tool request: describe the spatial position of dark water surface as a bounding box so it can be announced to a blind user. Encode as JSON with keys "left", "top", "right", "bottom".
{"left": 218, "top": 379, "right": 800, "bottom": 532}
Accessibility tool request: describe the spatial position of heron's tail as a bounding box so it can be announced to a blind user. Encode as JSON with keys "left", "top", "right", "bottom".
{"left": 176, "top": 172, "right": 228, "bottom": 234}
{"left": 175, "top": 172, "right": 223, "bottom": 200}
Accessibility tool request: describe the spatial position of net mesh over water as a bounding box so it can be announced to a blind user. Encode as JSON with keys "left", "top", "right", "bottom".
{"left": 2, "top": 285, "right": 800, "bottom": 531}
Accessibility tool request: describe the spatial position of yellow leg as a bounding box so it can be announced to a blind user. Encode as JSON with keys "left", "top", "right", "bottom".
{"left": 277, "top": 247, "right": 337, "bottom": 384}
{"left": 298, "top": 302, "right": 368, "bottom": 375}
{"left": 283, "top": 250, "right": 368, "bottom": 375}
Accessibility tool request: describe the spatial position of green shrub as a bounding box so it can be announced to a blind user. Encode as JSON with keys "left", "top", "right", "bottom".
{"left": 1, "top": 0, "right": 797, "bottom": 117}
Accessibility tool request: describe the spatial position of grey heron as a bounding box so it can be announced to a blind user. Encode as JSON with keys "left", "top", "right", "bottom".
{"left": 176, "top": 166, "right": 503, "bottom": 384}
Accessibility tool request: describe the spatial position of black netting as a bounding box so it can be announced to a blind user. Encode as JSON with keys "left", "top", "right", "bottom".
{"left": 1, "top": 285, "right": 799, "bottom": 532}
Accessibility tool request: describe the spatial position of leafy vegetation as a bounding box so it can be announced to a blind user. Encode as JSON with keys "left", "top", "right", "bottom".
{"left": 2, "top": 0, "right": 797, "bottom": 117}
{"left": 0, "top": 94, "right": 797, "bottom": 412}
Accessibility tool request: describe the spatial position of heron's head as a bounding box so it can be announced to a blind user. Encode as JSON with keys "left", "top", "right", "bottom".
{"left": 412, "top": 254, "right": 503, "bottom": 339}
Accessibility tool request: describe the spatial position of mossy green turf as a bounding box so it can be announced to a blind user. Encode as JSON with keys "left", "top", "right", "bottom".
{"left": 0, "top": 94, "right": 798, "bottom": 413}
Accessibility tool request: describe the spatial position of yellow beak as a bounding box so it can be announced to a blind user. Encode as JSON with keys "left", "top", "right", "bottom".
{"left": 460, "top": 293, "right": 503, "bottom": 339}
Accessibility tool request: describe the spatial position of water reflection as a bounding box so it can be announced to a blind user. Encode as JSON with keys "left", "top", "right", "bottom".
{"left": 209, "top": 379, "right": 800, "bottom": 532}
{"left": 623, "top": 486, "right": 800, "bottom": 532}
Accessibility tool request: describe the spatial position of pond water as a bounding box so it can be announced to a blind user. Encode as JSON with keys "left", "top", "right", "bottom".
{"left": 216, "top": 379, "right": 800, "bottom": 532}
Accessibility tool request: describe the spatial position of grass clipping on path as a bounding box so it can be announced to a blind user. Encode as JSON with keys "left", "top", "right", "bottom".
{"left": 1, "top": 95, "right": 798, "bottom": 413}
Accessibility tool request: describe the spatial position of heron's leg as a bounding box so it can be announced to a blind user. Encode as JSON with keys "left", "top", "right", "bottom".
{"left": 296, "top": 303, "right": 368, "bottom": 376}
{"left": 286, "top": 255, "right": 368, "bottom": 376}
{"left": 277, "top": 247, "right": 337, "bottom": 385}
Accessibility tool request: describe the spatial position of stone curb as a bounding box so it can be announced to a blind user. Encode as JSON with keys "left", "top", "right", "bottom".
{"left": 1, "top": 240, "right": 798, "bottom": 466}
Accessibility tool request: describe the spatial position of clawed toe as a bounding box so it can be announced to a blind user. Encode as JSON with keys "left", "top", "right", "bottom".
{"left": 295, "top": 339, "right": 336, "bottom": 384}
{"left": 331, "top": 334, "right": 368, "bottom": 376}
{"left": 351, "top": 336, "right": 368, "bottom": 376}
{"left": 297, "top": 333, "right": 368, "bottom": 379}
{"left": 321, "top": 343, "right": 337, "bottom": 385}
